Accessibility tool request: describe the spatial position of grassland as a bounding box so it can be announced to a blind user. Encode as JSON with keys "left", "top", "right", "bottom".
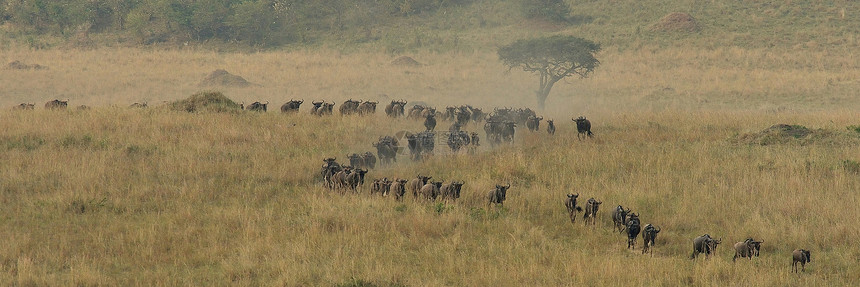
{"left": 2, "top": 1, "right": 860, "bottom": 284}
{"left": 1, "top": 46, "right": 860, "bottom": 286}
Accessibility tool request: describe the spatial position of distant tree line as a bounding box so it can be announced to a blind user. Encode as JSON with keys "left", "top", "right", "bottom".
{"left": 0, "top": 0, "right": 480, "bottom": 46}
{"left": 0, "top": 0, "right": 570, "bottom": 46}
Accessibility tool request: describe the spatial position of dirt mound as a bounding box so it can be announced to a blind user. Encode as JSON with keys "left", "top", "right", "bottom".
{"left": 733, "top": 124, "right": 849, "bottom": 145}
{"left": 168, "top": 91, "right": 242, "bottom": 113}
{"left": 651, "top": 12, "right": 699, "bottom": 32}
{"left": 391, "top": 56, "right": 423, "bottom": 67}
{"left": 198, "top": 69, "right": 254, "bottom": 87}
{"left": 7, "top": 61, "right": 47, "bottom": 70}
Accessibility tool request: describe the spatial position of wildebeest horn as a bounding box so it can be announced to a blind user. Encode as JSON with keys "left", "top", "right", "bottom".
{"left": 574, "top": 193, "right": 579, "bottom": 197}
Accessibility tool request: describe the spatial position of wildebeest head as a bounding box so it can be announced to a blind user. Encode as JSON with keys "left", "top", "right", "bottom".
{"left": 567, "top": 193, "right": 579, "bottom": 202}
{"left": 451, "top": 181, "right": 465, "bottom": 199}
{"left": 495, "top": 184, "right": 510, "bottom": 200}
{"left": 418, "top": 175, "right": 432, "bottom": 185}
{"left": 751, "top": 240, "right": 763, "bottom": 257}
{"left": 706, "top": 237, "right": 722, "bottom": 254}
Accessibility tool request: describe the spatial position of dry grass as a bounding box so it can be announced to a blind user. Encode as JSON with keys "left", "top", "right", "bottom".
{"left": 1, "top": 48, "right": 859, "bottom": 285}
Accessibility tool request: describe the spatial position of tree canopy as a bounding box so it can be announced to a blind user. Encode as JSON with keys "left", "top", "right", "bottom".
{"left": 498, "top": 35, "right": 600, "bottom": 109}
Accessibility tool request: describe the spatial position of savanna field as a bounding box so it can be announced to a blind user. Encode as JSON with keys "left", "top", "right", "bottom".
{"left": 3, "top": 1, "right": 860, "bottom": 286}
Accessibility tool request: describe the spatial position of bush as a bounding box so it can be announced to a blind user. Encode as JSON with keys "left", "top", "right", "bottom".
{"left": 168, "top": 91, "right": 242, "bottom": 113}
{"left": 520, "top": 0, "right": 571, "bottom": 22}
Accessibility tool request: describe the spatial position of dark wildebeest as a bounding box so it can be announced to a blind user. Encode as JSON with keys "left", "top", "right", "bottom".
{"left": 345, "top": 168, "right": 368, "bottom": 192}
{"left": 246, "top": 101, "right": 268, "bottom": 112}
{"left": 611, "top": 205, "right": 632, "bottom": 233}
{"left": 331, "top": 166, "right": 352, "bottom": 191}
{"left": 373, "top": 136, "right": 399, "bottom": 165}
{"left": 340, "top": 99, "right": 361, "bottom": 115}
{"left": 130, "top": 102, "right": 148, "bottom": 108}
{"left": 626, "top": 213, "right": 641, "bottom": 250}
{"left": 390, "top": 178, "right": 408, "bottom": 201}
{"left": 13, "top": 103, "right": 35, "bottom": 110}
{"left": 546, "top": 120, "right": 555, "bottom": 135}
{"left": 526, "top": 116, "right": 543, "bottom": 132}
{"left": 641, "top": 224, "right": 661, "bottom": 255}
{"left": 468, "top": 106, "right": 484, "bottom": 123}
{"left": 487, "top": 184, "right": 510, "bottom": 207}
{"left": 385, "top": 100, "right": 407, "bottom": 118}
{"left": 408, "top": 175, "right": 432, "bottom": 198}
{"left": 370, "top": 178, "right": 392, "bottom": 196}
{"left": 470, "top": 132, "right": 480, "bottom": 147}
{"left": 320, "top": 158, "right": 342, "bottom": 188}
{"left": 45, "top": 99, "right": 69, "bottom": 110}
{"left": 439, "top": 181, "right": 464, "bottom": 202}
{"left": 310, "top": 101, "right": 324, "bottom": 115}
{"left": 424, "top": 114, "right": 437, "bottom": 131}
{"left": 281, "top": 99, "right": 303, "bottom": 113}
{"left": 443, "top": 106, "right": 457, "bottom": 121}
{"left": 420, "top": 181, "right": 443, "bottom": 201}
{"left": 455, "top": 107, "right": 471, "bottom": 126}
{"left": 792, "top": 249, "right": 811, "bottom": 273}
{"left": 358, "top": 101, "right": 377, "bottom": 115}
{"left": 362, "top": 152, "right": 377, "bottom": 169}
{"left": 564, "top": 193, "right": 582, "bottom": 224}
{"left": 572, "top": 116, "right": 593, "bottom": 140}
{"left": 582, "top": 198, "right": 603, "bottom": 226}
{"left": 733, "top": 238, "right": 764, "bottom": 262}
{"left": 348, "top": 153, "right": 365, "bottom": 169}
{"left": 691, "top": 234, "right": 722, "bottom": 259}
{"left": 447, "top": 130, "right": 470, "bottom": 152}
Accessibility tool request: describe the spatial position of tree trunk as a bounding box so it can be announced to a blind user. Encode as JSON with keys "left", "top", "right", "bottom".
{"left": 536, "top": 73, "right": 559, "bottom": 110}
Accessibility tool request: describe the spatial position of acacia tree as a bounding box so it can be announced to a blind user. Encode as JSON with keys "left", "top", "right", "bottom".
{"left": 498, "top": 35, "right": 600, "bottom": 109}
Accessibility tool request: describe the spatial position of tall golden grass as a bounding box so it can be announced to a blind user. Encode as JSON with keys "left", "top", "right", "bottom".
{"left": 1, "top": 48, "right": 859, "bottom": 285}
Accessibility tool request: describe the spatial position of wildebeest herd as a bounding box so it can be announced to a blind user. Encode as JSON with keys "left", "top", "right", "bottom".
{"left": 15, "top": 97, "right": 813, "bottom": 272}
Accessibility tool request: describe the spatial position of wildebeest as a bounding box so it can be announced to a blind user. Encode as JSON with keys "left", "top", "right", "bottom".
{"left": 13, "top": 103, "right": 35, "bottom": 110}
{"left": 526, "top": 116, "right": 543, "bottom": 132}
{"left": 406, "top": 133, "right": 423, "bottom": 161}
{"left": 319, "top": 102, "right": 335, "bottom": 115}
{"left": 443, "top": 106, "right": 457, "bottom": 121}
{"left": 573, "top": 116, "right": 593, "bottom": 140}
{"left": 792, "top": 249, "right": 811, "bottom": 273}
{"left": 45, "top": 99, "right": 69, "bottom": 110}
{"left": 77, "top": 105, "right": 90, "bottom": 110}
{"left": 424, "top": 114, "right": 437, "bottom": 131}
{"left": 470, "top": 132, "right": 480, "bottom": 146}
{"left": 582, "top": 198, "right": 603, "bottom": 226}
{"left": 246, "top": 101, "right": 268, "bottom": 112}
{"left": 130, "top": 102, "right": 148, "bottom": 108}
{"left": 409, "top": 175, "right": 432, "bottom": 198}
{"left": 733, "top": 238, "right": 764, "bottom": 262}
{"left": 626, "top": 213, "right": 641, "bottom": 249}
{"left": 611, "top": 205, "right": 632, "bottom": 233}
{"left": 439, "top": 181, "right": 464, "bottom": 202}
{"left": 330, "top": 166, "right": 352, "bottom": 191}
{"left": 311, "top": 101, "right": 324, "bottom": 115}
{"left": 446, "top": 130, "right": 471, "bottom": 152}
{"left": 390, "top": 178, "right": 408, "bottom": 201}
{"left": 641, "top": 224, "right": 661, "bottom": 255}
{"left": 468, "top": 106, "right": 484, "bottom": 123}
{"left": 407, "top": 105, "right": 426, "bottom": 119}
{"left": 483, "top": 121, "right": 516, "bottom": 145}
{"left": 320, "top": 158, "right": 342, "bottom": 188}
{"left": 385, "top": 100, "right": 407, "bottom": 117}
{"left": 348, "top": 153, "right": 365, "bottom": 169}
{"left": 345, "top": 168, "right": 368, "bottom": 191}
{"left": 546, "top": 120, "right": 555, "bottom": 135}
{"left": 691, "top": 234, "right": 722, "bottom": 259}
{"left": 487, "top": 184, "right": 510, "bottom": 207}
{"left": 358, "top": 101, "right": 377, "bottom": 115}
{"left": 564, "top": 193, "right": 582, "bottom": 224}
{"left": 340, "top": 99, "right": 362, "bottom": 115}
{"left": 281, "top": 99, "right": 303, "bottom": 113}
{"left": 373, "top": 136, "right": 399, "bottom": 165}
{"left": 420, "top": 181, "right": 443, "bottom": 201}
{"left": 362, "top": 152, "right": 377, "bottom": 169}
{"left": 370, "top": 178, "right": 392, "bottom": 196}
